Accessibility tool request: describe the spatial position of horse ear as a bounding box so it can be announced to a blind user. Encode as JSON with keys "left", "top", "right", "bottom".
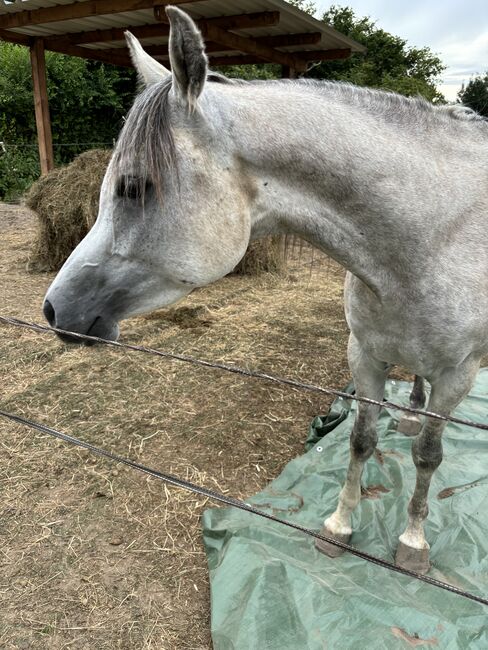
{"left": 166, "top": 6, "right": 208, "bottom": 111}
{"left": 125, "top": 31, "right": 171, "bottom": 86}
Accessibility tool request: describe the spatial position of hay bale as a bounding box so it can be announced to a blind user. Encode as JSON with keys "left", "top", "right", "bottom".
{"left": 26, "top": 148, "right": 286, "bottom": 275}
{"left": 26, "top": 149, "right": 112, "bottom": 272}
{"left": 233, "top": 236, "right": 286, "bottom": 275}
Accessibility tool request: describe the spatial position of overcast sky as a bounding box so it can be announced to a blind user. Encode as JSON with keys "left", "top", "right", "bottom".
{"left": 314, "top": 0, "right": 488, "bottom": 101}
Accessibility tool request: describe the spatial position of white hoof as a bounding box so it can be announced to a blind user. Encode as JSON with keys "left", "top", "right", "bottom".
{"left": 396, "top": 540, "right": 430, "bottom": 574}
{"left": 315, "top": 525, "right": 351, "bottom": 557}
{"left": 397, "top": 414, "right": 422, "bottom": 436}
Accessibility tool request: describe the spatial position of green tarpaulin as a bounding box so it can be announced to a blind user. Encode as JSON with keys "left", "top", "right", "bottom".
{"left": 202, "top": 371, "right": 488, "bottom": 649}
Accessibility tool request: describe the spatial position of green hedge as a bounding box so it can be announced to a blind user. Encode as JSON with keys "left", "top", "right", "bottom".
{"left": 0, "top": 42, "right": 136, "bottom": 200}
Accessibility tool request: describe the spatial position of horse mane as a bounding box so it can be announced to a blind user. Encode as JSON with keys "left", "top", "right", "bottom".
{"left": 218, "top": 75, "right": 487, "bottom": 129}
{"left": 112, "top": 73, "right": 486, "bottom": 200}
{"left": 308, "top": 81, "right": 487, "bottom": 128}
{"left": 439, "top": 103, "right": 487, "bottom": 122}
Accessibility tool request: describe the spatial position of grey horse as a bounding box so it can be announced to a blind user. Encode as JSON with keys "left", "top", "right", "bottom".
{"left": 42, "top": 6, "right": 488, "bottom": 574}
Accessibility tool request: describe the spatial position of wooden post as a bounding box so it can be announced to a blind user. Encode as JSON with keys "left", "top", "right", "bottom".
{"left": 281, "top": 65, "right": 298, "bottom": 79}
{"left": 30, "top": 38, "right": 54, "bottom": 175}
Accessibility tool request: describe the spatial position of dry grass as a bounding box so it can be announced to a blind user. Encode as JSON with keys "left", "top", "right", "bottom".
{"left": 0, "top": 203, "right": 350, "bottom": 649}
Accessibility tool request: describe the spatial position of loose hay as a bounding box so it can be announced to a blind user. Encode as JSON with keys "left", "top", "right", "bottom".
{"left": 25, "top": 149, "right": 286, "bottom": 275}
{"left": 26, "top": 149, "right": 112, "bottom": 272}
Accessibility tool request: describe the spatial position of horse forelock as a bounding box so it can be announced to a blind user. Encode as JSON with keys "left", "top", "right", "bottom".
{"left": 112, "top": 76, "right": 177, "bottom": 202}
{"left": 110, "top": 72, "right": 239, "bottom": 202}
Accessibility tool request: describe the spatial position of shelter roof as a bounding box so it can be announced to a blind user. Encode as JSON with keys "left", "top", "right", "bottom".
{"left": 0, "top": 0, "right": 366, "bottom": 70}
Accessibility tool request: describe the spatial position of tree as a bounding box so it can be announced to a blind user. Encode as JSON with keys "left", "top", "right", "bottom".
{"left": 0, "top": 42, "right": 136, "bottom": 199}
{"left": 458, "top": 73, "right": 488, "bottom": 117}
{"left": 307, "top": 6, "right": 446, "bottom": 102}
{"left": 287, "top": 0, "right": 317, "bottom": 14}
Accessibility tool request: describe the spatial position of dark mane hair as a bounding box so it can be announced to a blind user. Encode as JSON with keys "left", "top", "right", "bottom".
{"left": 112, "top": 76, "right": 177, "bottom": 201}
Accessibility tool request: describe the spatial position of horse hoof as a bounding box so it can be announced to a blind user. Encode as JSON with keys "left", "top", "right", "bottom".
{"left": 395, "top": 541, "right": 430, "bottom": 574}
{"left": 315, "top": 527, "right": 351, "bottom": 557}
{"left": 397, "top": 414, "right": 422, "bottom": 436}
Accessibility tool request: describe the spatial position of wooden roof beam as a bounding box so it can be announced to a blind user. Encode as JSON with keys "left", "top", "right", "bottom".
{"left": 0, "top": 27, "right": 131, "bottom": 65}
{"left": 44, "top": 11, "right": 280, "bottom": 47}
{"left": 46, "top": 25, "right": 154, "bottom": 47}
{"left": 209, "top": 49, "right": 352, "bottom": 67}
{"left": 138, "top": 32, "right": 322, "bottom": 58}
{"left": 49, "top": 43, "right": 132, "bottom": 66}
{"left": 204, "top": 10, "right": 280, "bottom": 33}
{"left": 0, "top": 28, "right": 30, "bottom": 45}
{"left": 0, "top": 0, "right": 201, "bottom": 30}
{"left": 201, "top": 23, "right": 307, "bottom": 71}
{"left": 298, "top": 48, "right": 352, "bottom": 61}
{"left": 255, "top": 32, "right": 322, "bottom": 48}
{"left": 154, "top": 10, "right": 306, "bottom": 71}
{"left": 35, "top": 33, "right": 319, "bottom": 71}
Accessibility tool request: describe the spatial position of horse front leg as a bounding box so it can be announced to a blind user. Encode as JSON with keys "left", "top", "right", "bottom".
{"left": 396, "top": 359, "right": 479, "bottom": 574}
{"left": 316, "top": 334, "right": 388, "bottom": 557}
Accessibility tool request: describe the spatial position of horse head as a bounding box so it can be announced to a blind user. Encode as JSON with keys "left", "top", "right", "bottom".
{"left": 43, "top": 6, "right": 252, "bottom": 342}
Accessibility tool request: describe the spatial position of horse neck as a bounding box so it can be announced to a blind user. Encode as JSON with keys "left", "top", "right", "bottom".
{"left": 211, "top": 81, "right": 477, "bottom": 296}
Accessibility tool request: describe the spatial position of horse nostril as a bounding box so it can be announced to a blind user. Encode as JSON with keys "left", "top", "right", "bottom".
{"left": 43, "top": 299, "right": 56, "bottom": 327}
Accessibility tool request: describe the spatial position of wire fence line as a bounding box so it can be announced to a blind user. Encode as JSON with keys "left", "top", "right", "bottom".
{"left": 1, "top": 313, "right": 488, "bottom": 605}
{"left": 1, "top": 407, "right": 487, "bottom": 607}
{"left": 1, "top": 315, "right": 488, "bottom": 432}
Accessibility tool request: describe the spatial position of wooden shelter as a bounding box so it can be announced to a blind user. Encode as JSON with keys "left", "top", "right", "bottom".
{"left": 0, "top": 0, "right": 365, "bottom": 175}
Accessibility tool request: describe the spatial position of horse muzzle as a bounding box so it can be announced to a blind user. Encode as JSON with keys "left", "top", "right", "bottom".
{"left": 42, "top": 298, "right": 119, "bottom": 344}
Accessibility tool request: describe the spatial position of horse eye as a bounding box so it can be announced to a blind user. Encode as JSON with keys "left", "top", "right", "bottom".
{"left": 116, "top": 176, "right": 152, "bottom": 200}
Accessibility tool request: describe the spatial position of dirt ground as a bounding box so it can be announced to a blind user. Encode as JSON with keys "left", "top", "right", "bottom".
{"left": 0, "top": 203, "right": 352, "bottom": 649}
